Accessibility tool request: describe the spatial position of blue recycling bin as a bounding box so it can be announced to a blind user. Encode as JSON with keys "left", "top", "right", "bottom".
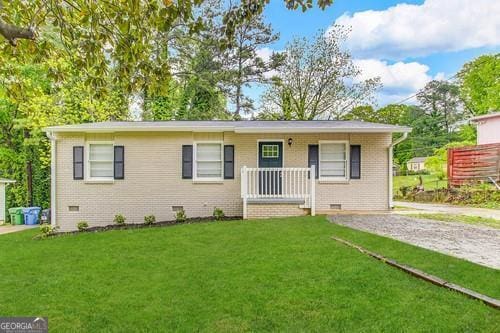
{"left": 23, "top": 207, "right": 42, "bottom": 225}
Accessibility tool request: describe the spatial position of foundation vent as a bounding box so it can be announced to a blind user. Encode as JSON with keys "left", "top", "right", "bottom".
{"left": 172, "top": 206, "right": 184, "bottom": 212}
{"left": 68, "top": 206, "right": 79, "bottom": 212}
{"left": 330, "top": 204, "right": 341, "bottom": 210}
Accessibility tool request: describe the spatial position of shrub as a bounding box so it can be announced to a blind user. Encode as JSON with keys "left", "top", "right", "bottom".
{"left": 175, "top": 209, "right": 186, "bottom": 223}
{"left": 399, "top": 185, "right": 412, "bottom": 197}
{"left": 213, "top": 207, "right": 225, "bottom": 221}
{"left": 38, "top": 223, "right": 58, "bottom": 239}
{"left": 77, "top": 221, "right": 89, "bottom": 231}
{"left": 144, "top": 215, "right": 156, "bottom": 225}
{"left": 114, "top": 214, "right": 126, "bottom": 225}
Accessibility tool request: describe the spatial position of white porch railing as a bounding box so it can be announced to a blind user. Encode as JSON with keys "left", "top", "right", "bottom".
{"left": 241, "top": 166, "right": 316, "bottom": 219}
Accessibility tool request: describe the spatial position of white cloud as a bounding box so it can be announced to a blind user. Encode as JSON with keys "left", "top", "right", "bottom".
{"left": 333, "top": 0, "right": 500, "bottom": 59}
{"left": 255, "top": 47, "right": 281, "bottom": 79}
{"left": 255, "top": 47, "right": 275, "bottom": 62}
{"left": 354, "top": 59, "right": 443, "bottom": 105}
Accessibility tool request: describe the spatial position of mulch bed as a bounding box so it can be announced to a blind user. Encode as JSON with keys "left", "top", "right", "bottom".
{"left": 34, "top": 216, "right": 242, "bottom": 239}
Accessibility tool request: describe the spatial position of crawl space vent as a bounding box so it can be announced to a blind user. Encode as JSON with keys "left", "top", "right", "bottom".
{"left": 172, "top": 206, "right": 184, "bottom": 212}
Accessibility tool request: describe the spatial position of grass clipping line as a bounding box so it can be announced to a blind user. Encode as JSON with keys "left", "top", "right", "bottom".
{"left": 331, "top": 236, "right": 500, "bottom": 310}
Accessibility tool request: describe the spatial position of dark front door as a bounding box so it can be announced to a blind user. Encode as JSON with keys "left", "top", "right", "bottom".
{"left": 258, "top": 142, "right": 283, "bottom": 195}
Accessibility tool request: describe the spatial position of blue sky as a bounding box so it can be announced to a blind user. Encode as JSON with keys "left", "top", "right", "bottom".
{"left": 246, "top": 0, "right": 500, "bottom": 109}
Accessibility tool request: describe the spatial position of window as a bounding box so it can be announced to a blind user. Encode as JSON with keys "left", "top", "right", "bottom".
{"left": 195, "top": 142, "right": 223, "bottom": 180}
{"left": 319, "top": 141, "right": 348, "bottom": 180}
{"left": 88, "top": 143, "right": 114, "bottom": 180}
{"left": 262, "top": 144, "right": 279, "bottom": 158}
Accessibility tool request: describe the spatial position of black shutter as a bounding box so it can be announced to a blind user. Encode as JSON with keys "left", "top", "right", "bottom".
{"left": 224, "top": 145, "right": 234, "bottom": 179}
{"left": 114, "top": 146, "right": 125, "bottom": 179}
{"left": 308, "top": 145, "right": 319, "bottom": 179}
{"left": 182, "top": 145, "right": 193, "bottom": 179}
{"left": 73, "top": 146, "right": 84, "bottom": 180}
{"left": 350, "top": 145, "right": 361, "bottom": 179}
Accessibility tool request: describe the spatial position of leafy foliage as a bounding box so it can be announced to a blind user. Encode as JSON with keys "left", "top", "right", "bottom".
{"left": 417, "top": 80, "right": 467, "bottom": 133}
{"left": 113, "top": 214, "right": 126, "bottom": 225}
{"left": 212, "top": 207, "right": 225, "bottom": 221}
{"left": 144, "top": 215, "right": 156, "bottom": 225}
{"left": 458, "top": 54, "right": 500, "bottom": 115}
{"left": 259, "top": 26, "right": 380, "bottom": 120}
{"left": 175, "top": 209, "right": 187, "bottom": 223}
{"left": 77, "top": 221, "right": 89, "bottom": 232}
{"left": 221, "top": 12, "right": 283, "bottom": 117}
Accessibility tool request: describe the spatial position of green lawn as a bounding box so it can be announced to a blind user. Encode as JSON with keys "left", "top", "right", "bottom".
{"left": 394, "top": 174, "right": 448, "bottom": 194}
{"left": 1, "top": 217, "right": 499, "bottom": 332}
{"left": 407, "top": 213, "right": 500, "bottom": 229}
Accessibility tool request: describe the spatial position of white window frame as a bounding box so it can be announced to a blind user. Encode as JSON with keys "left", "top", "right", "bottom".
{"left": 318, "top": 140, "right": 349, "bottom": 181}
{"left": 85, "top": 141, "right": 114, "bottom": 182}
{"left": 193, "top": 141, "right": 224, "bottom": 182}
{"left": 261, "top": 144, "right": 280, "bottom": 158}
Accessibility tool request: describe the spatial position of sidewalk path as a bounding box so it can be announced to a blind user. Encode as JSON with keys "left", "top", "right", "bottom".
{"left": 393, "top": 201, "right": 500, "bottom": 220}
{"left": 0, "top": 224, "right": 38, "bottom": 235}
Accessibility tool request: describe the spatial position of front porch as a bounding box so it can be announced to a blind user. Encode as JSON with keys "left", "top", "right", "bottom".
{"left": 240, "top": 166, "right": 316, "bottom": 219}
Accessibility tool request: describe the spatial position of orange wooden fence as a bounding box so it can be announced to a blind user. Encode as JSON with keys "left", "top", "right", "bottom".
{"left": 447, "top": 143, "right": 500, "bottom": 187}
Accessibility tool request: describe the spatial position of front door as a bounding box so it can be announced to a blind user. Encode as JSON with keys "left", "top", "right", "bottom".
{"left": 258, "top": 142, "right": 283, "bottom": 195}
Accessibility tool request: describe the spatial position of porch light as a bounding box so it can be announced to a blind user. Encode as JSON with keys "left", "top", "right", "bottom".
{"left": 288, "top": 138, "right": 293, "bottom": 146}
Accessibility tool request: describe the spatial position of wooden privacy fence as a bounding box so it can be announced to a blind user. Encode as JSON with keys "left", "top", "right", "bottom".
{"left": 447, "top": 143, "right": 500, "bottom": 187}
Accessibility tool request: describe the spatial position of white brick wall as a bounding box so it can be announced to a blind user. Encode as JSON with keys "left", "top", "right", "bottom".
{"left": 55, "top": 132, "right": 391, "bottom": 230}
{"left": 247, "top": 203, "right": 307, "bottom": 219}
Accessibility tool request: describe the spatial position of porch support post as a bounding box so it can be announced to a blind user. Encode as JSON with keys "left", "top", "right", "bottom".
{"left": 310, "top": 166, "right": 316, "bottom": 216}
{"left": 241, "top": 166, "right": 248, "bottom": 219}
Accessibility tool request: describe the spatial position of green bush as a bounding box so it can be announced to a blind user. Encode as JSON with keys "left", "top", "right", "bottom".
{"left": 175, "top": 209, "right": 186, "bottom": 223}
{"left": 144, "top": 215, "right": 156, "bottom": 225}
{"left": 38, "top": 223, "right": 58, "bottom": 238}
{"left": 77, "top": 221, "right": 89, "bottom": 231}
{"left": 213, "top": 207, "right": 225, "bottom": 221}
{"left": 114, "top": 214, "right": 126, "bottom": 225}
{"left": 399, "top": 185, "right": 412, "bottom": 197}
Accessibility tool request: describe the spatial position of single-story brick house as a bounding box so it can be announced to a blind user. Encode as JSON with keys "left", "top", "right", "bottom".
{"left": 43, "top": 121, "right": 410, "bottom": 230}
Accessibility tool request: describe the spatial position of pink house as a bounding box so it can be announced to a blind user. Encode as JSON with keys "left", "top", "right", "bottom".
{"left": 471, "top": 112, "right": 500, "bottom": 145}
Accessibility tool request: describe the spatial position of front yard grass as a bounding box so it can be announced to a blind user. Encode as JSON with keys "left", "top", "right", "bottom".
{"left": 407, "top": 213, "right": 500, "bottom": 229}
{"left": 0, "top": 216, "right": 498, "bottom": 332}
{"left": 393, "top": 174, "right": 448, "bottom": 193}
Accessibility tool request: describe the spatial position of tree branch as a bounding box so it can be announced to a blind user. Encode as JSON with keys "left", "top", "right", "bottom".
{"left": 0, "top": 19, "right": 35, "bottom": 46}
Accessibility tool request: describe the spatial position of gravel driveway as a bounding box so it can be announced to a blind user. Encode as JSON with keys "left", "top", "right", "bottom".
{"left": 330, "top": 214, "right": 500, "bottom": 269}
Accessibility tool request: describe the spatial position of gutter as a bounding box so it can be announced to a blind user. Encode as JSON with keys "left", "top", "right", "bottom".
{"left": 388, "top": 132, "right": 409, "bottom": 209}
{"left": 46, "top": 131, "right": 57, "bottom": 227}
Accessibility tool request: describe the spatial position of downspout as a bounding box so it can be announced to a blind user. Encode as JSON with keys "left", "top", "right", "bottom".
{"left": 46, "top": 131, "right": 57, "bottom": 227}
{"left": 389, "top": 132, "right": 408, "bottom": 209}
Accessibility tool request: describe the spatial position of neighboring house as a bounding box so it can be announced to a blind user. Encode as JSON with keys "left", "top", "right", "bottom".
{"left": 471, "top": 112, "right": 500, "bottom": 145}
{"left": 0, "top": 178, "right": 15, "bottom": 224}
{"left": 43, "top": 121, "right": 410, "bottom": 231}
{"left": 406, "top": 157, "right": 428, "bottom": 172}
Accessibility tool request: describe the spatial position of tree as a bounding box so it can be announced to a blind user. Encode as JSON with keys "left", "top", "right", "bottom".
{"left": 258, "top": 26, "right": 380, "bottom": 120}
{"left": 0, "top": 1, "right": 333, "bottom": 67}
{"left": 416, "top": 80, "right": 466, "bottom": 133}
{"left": 458, "top": 54, "right": 500, "bottom": 115}
{"left": 222, "top": 12, "right": 283, "bottom": 118}
{"left": 0, "top": 57, "right": 128, "bottom": 210}
{"left": 143, "top": 3, "right": 229, "bottom": 121}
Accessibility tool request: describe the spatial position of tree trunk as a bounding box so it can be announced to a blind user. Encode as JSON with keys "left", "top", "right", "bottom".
{"left": 235, "top": 84, "right": 241, "bottom": 119}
